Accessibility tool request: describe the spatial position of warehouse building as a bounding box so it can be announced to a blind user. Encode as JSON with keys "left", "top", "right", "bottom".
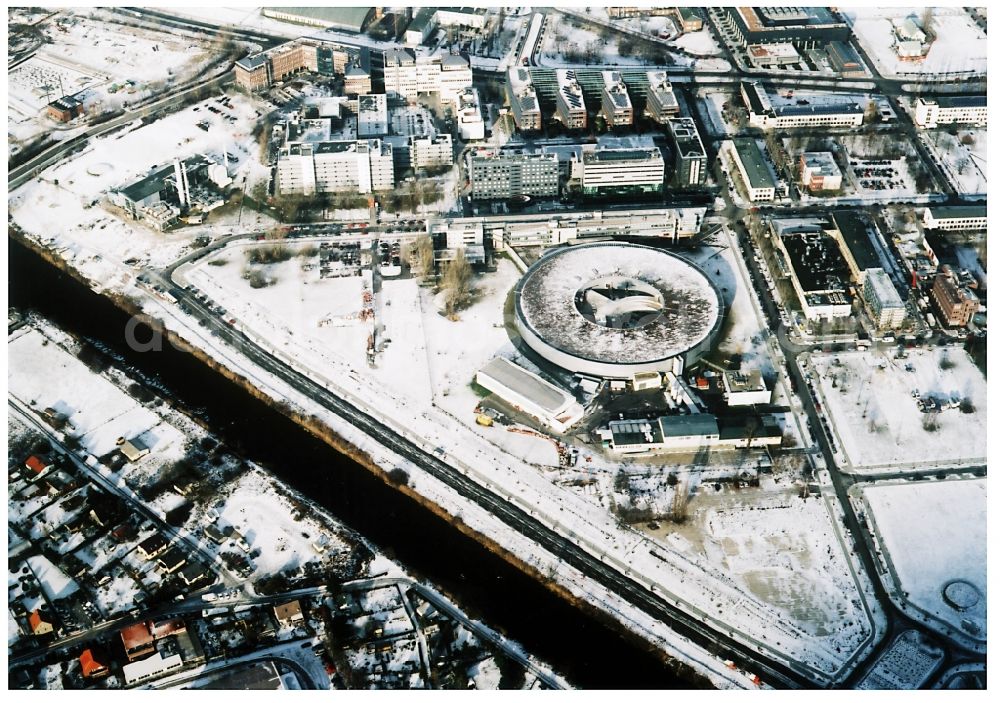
{"left": 922, "top": 205, "right": 987, "bottom": 231}
{"left": 578, "top": 145, "right": 664, "bottom": 196}
{"left": 506, "top": 68, "right": 542, "bottom": 132}
{"left": 719, "top": 6, "right": 851, "bottom": 49}
{"left": 727, "top": 138, "right": 776, "bottom": 202}
{"left": 468, "top": 149, "right": 559, "bottom": 200}
{"left": 277, "top": 139, "right": 394, "bottom": 195}
{"left": 666, "top": 117, "right": 707, "bottom": 188}
{"left": 601, "top": 71, "right": 634, "bottom": 127}
{"left": 862, "top": 268, "right": 906, "bottom": 330}
{"left": 799, "top": 152, "right": 842, "bottom": 192}
{"left": 476, "top": 357, "right": 584, "bottom": 433}
{"left": 644, "top": 70, "right": 679, "bottom": 123}
{"left": 914, "top": 95, "right": 987, "bottom": 129}
{"left": 555, "top": 70, "right": 587, "bottom": 130}
{"left": 261, "top": 6, "right": 374, "bottom": 33}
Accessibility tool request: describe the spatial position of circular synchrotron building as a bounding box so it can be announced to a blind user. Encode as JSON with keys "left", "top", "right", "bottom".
{"left": 513, "top": 242, "right": 724, "bottom": 379}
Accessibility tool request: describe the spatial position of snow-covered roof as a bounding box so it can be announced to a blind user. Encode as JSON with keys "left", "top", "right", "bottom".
{"left": 514, "top": 243, "right": 722, "bottom": 367}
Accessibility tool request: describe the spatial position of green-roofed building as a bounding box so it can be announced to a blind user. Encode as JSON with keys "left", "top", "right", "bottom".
{"left": 728, "top": 138, "right": 776, "bottom": 202}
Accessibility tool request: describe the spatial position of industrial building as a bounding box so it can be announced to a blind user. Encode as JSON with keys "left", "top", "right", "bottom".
{"left": 799, "top": 152, "right": 842, "bottom": 192}
{"left": 235, "top": 39, "right": 367, "bottom": 92}
{"left": 740, "top": 81, "right": 864, "bottom": 129}
{"left": 746, "top": 43, "right": 800, "bottom": 68}
{"left": 665, "top": 117, "right": 708, "bottom": 188}
{"left": 727, "top": 138, "right": 777, "bottom": 202}
{"left": 356, "top": 93, "right": 388, "bottom": 137}
{"left": 922, "top": 205, "right": 987, "bottom": 231}
{"left": 826, "top": 41, "right": 865, "bottom": 77}
{"left": 771, "top": 220, "right": 853, "bottom": 321}
{"left": 476, "top": 357, "right": 585, "bottom": 433}
{"left": 261, "top": 6, "right": 374, "bottom": 32}
{"left": 601, "top": 71, "right": 634, "bottom": 127}
{"left": 600, "top": 413, "right": 782, "bottom": 453}
{"left": 452, "top": 87, "right": 485, "bottom": 140}
{"left": 276, "top": 139, "right": 394, "bottom": 195}
{"left": 381, "top": 50, "right": 473, "bottom": 100}
{"left": 513, "top": 243, "right": 723, "bottom": 379}
{"left": 468, "top": 149, "right": 559, "bottom": 200}
{"left": 862, "top": 268, "right": 906, "bottom": 330}
{"left": 913, "top": 96, "right": 987, "bottom": 129}
{"left": 719, "top": 7, "right": 851, "bottom": 49}
{"left": 578, "top": 145, "right": 665, "bottom": 196}
{"left": 644, "top": 71, "right": 679, "bottom": 123}
{"left": 722, "top": 370, "right": 772, "bottom": 406}
{"left": 555, "top": 70, "right": 587, "bottom": 130}
{"left": 931, "top": 270, "right": 979, "bottom": 327}
{"left": 506, "top": 68, "right": 542, "bottom": 131}
{"left": 46, "top": 95, "right": 84, "bottom": 122}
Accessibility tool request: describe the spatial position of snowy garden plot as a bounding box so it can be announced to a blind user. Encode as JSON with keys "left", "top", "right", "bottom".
{"left": 845, "top": 8, "right": 987, "bottom": 78}
{"left": 859, "top": 479, "right": 985, "bottom": 640}
{"left": 811, "top": 349, "right": 986, "bottom": 469}
{"left": 923, "top": 129, "right": 986, "bottom": 197}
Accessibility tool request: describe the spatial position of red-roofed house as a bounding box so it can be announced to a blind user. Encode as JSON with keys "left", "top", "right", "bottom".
{"left": 79, "top": 649, "right": 109, "bottom": 678}
{"left": 29, "top": 609, "right": 54, "bottom": 636}
{"left": 120, "top": 621, "right": 155, "bottom": 661}
{"left": 25, "top": 455, "right": 53, "bottom": 481}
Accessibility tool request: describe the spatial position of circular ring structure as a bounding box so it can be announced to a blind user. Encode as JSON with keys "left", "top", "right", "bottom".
{"left": 514, "top": 242, "right": 723, "bottom": 379}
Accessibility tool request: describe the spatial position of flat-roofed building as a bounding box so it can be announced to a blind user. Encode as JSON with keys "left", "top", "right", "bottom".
{"left": 452, "top": 88, "right": 485, "bottom": 140}
{"left": 46, "top": 95, "right": 84, "bottom": 122}
{"left": 644, "top": 71, "right": 679, "bottom": 123}
{"left": 468, "top": 149, "right": 559, "bottom": 200}
{"left": 666, "top": 117, "right": 707, "bottom": 188}
{"left": 506, "top": 68, "right": 542, "bottom": 131}
{"left": 410, "top": 133, "right": 453, "bottom": 170}
{"left": 741, "top": 80, "right": 864, "bottom": 129}
{"left": 601, "top": 71, "right": 633, "bottom": 127}
{"left": 719, "top": 7, "right": 850, "bottom": 49}
{"left": 828, "top": 211, "right": 881, "bottom": 284}
{"left": 799, "top": 151, "right": 842, "bottom": 192}
{"left": 922, "top": 205, "right": 987, "bottom": 231}
{"left": 404, "top": 7, "right": 437, "bottom": 46}
{"left": 914, "top": 95, "right": 987, "bottom": 129}
{"left": 382, "top": 49, "right": 472, "bottom": 100}
{"left": 727, "top": 138, "right": 776, "bottom": 202}
{"left": 862, "top": 268, "right": 906, "bottom": 330}
{"left": 772, "top": 221, "right": 853, "bottom": 320}
{"left": 555, "top": 70, "right": 587, "bottom": 130}
{"left": 277, "top": 140, "right": 394, "bottom": 195}
{"left": 931, "top": 271, "right": 978, "bottom": 327}
{"left": 578, "top": 145, "right": 664, "bottom": 196}
{"left": 356, "top": 93, "right": 388, "bottom": 137}
{"left": 722, "top": 370, "right": 772, "bottom": 406}
{"left": 674, "top": 7, "right": 704, "bottom": 32}
{"left": 123, "top": 652, "right": 184, "bottom": 687}
{"left": 476, "top": 357, "right": 584, "bottom": 432}
{"left": 747, "top": 42, "right": 800, "bottom": 67}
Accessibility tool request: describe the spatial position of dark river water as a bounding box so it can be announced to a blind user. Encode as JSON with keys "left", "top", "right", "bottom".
{"left": 9, "top": 237, "right": 697, "bottom": 689}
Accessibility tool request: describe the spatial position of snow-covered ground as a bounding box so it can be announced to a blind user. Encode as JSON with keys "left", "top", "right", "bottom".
{"left": 845, "top": 8, "right": 987, "bottom": 78}
{"left": 672, "top": 29, "right": 723, "bottom": 56}
{"left": 858, "top": 479, "right": 985, "bottom": 643}
{"left": 922, "top": 129, "right": 987, "bottom": 197}
{"left": 809, "top": 349, "right": 987, "bottom": 470}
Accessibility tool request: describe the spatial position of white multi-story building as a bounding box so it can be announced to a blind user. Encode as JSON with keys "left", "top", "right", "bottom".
{"left": 601, "top": 70, "right": 633, "bottom": 127}
{"left": 277, "top": 140, "right": 394, "bottom": 195}
{"left": 410, "top": 133, "right": 453, "bottom": 170}
{"left": 914, "top": 96, "right": 987, "bottom": 128}
{"left": 645, "top": 70, "right": 679, "bottom": 123}
{"left": 555, "top": 69, "right": 587, "bottom": 130}
{"left": 862, "top": 268, "right": 906, "bottom": 330}
{"left": 727, "top": 139, "right": 776, "bottom": 202}
{"left": 922, "top": 205, "right": 987, "bottom": 231}
{"left": 799, "top": 151, "right": 842, "bottom": 192}
{"left": 452, "top": 88, "right": 485, "bottom": 140}
{"left": 506, "top": 68, "right": 542, "bottom": 131}
{"left": 578, "top": 145, "right": 664, "bottom": 196}
{"left": 747, "top": 42, "right": 800, "bottom": 67}
{"left": 741, "top": 80, "right": 864, "bottom": 129}
{"left": 381, "top": 49, "right": 472, "bottom": 100}
{"left": 356, "top": 93, "right": 388, "bottom": 137}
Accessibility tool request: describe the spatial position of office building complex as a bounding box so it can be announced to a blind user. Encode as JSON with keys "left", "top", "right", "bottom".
{"left": 235, "top": 39, "right": 366, "bottom": 92}
{"left": 718, "top": 7, "right": 850, "bottom": 49}
{"left": 381, "top": 49, "right": 473, "bottom": 100}
{"left": 578, "top": 145, "right": 665, "bottom": 196}
{"left": 914, "top": 96, "right": 987, "bottom": 129}
{"left": 644, "top": 71, "right": 680, "bottom": 123}
{"left": 468, "top": 149, "right": 559, "bottom": 200}
{"left": 410, "top": 133, "right": 454, "bottom": 170}
{"left": 741, "top": 81, "right": 864, "bottom": 129}
{"left": 799, "top": 152, "right": 842, "bottom": 192}
{"left": 727, "top": 138, "right": 776, "bottom": 202}
{"left": 922, "top": 205, "right": 987, "bottom": 231}
{"left": 555, "top": 70, "right": 587, "bottom": 130}
{"left": 452, "top": 88, "right": 485, "bottom": 140}
{"left": 862, "top": 268, "right": 906, "bottom": 330}
{"left": 276, "top": 140, "right": 394, "bottom": 195}
{"left": 666, "top": 117, "right": 708, "bottom": 188}
{"left": 601, "top": 71, "right": 633, "bottom": 127}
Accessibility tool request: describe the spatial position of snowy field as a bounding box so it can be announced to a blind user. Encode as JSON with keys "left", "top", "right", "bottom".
{"left": 810, "top": 349, "right": 986, "bottom": 470}
{"left": 9, "top": 89, "right": 276, "bottom": 276}
{"left": 845, "top": 8, "right": 987, "bottom": 78}
{"left": 860, "top": 479, "right": 985, "bottom": 640}
{"left": 923, "top": 129, "right": 987, "bottom": 197}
